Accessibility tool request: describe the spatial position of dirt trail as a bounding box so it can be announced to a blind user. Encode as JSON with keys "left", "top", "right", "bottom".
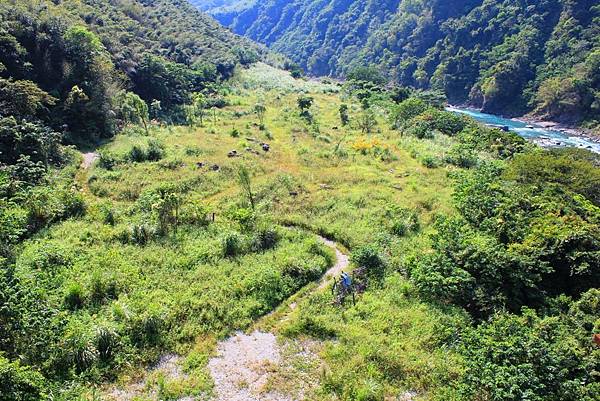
{"left": 81, "top": 152, "right": 98, "bottom": 169}
{"left": 207, "top": 236, "right": 349, "bottom": 401}
{"left": 105, "top": 234, "right": 349, "bottom": 401}
{"left": 316, "top": 236, "right": 349, "bottom": 289}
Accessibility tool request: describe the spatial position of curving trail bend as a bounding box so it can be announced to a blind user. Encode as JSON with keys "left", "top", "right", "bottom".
{"left": 207, "top": 236, "right": 349, "bottom": 401}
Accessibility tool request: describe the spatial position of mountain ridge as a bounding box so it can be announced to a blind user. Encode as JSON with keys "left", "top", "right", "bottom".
{"left": 192, "top": 0, "right": 600, "bottom": 123}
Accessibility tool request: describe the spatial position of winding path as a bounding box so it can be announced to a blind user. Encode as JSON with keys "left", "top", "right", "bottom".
{"left": 207, "top": 235, "right": 349, "bottom": 401}
{"left": 81, "top": 152, "right": 98, "bottom": 169}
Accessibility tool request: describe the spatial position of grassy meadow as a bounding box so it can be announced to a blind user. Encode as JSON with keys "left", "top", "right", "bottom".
{"left": 7, "top": 63, "right": 598, "bottom": 401}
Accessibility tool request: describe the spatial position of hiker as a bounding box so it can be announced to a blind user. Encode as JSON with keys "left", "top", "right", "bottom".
{"left": 341, "top": 272, "right": 352, "bottom": 291}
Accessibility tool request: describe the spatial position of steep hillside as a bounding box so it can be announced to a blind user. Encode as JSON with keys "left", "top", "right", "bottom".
{"left": 0, "top": 0, "right": 265, "bottom": 142}
{"left": 196, "top": 0, "right": 600, "bottom": 122}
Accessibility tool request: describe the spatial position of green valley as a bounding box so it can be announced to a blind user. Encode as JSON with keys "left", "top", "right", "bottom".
{"left": 195, "top": 0, "right": 600, "bottom": 127}
{"left": 1, "top": 1, "right": 599, "bottom": 401}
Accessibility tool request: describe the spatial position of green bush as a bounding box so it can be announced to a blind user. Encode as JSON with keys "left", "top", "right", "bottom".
{"left": 64, "top": 283, "right": 85, "bottom": 311}
{"left": 391, "top": 98, "right": 428, "bottom": 128}
{"left": 98, "top": 151, "right": 117, "bottom": 170}
{"left": 351, "top": 245, "right": 384, "bottom": 280}
{"left": 146, "top": 139, "right": 165, "bottom": 161}
{"left": 420, "top": 154, "right": 440, "bottom": 168}
{"left": 445, "top": 143, "right": 478, "bottom": 168}
{"left": 222, "top": 232, "right": 242, "bottom": 257}
{"left": 405, "top": 119, "right": 434, "bottom": 139}
{"left": 458, "top": 309, "right": 600, "bottom": 401}
{"left": 251, "top": 227, "right": 279, "bottom": 251}
{"left": 0, "top": 356, "right": 47, "bottom": 401}
{"left": 128, "top": 144, "right": 146, "bottom": 162}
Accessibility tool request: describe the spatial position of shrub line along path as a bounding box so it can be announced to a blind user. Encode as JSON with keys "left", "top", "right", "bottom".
{"left": 206, "top": 235, "right": 349, "bottom": 401}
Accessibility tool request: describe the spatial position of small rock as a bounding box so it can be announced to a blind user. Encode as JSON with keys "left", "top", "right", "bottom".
{"left": 211, "top": 164, "right": 220, "bottom": 171}
{"left": 196, "top": 162, "right": 205, "bottom": 168}
{"left": 227, "top": 150, "right": 238, "bottom": 158}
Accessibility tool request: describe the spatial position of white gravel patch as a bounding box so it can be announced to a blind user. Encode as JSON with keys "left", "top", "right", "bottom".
{"left": 81, "top": 152, "right": 98, "bottom": 169}
{"left": 207, "top": 331, "right": 293, "bottom": 401}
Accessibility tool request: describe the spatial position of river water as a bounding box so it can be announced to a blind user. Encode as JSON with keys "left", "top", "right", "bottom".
{"left": 446, "top": 106, "right": 600, "bottom": 154}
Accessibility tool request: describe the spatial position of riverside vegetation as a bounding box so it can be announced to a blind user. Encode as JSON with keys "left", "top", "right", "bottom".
{"left": 1, "top": 1, "right": 600, "bottom": 401}
{"left": 195, "top": 0, "right": 600, "bottom": 127}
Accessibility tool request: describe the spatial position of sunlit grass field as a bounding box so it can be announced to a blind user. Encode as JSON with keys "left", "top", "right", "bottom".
{"left": 15, "top": 65, "right": 474, "bottom": 400}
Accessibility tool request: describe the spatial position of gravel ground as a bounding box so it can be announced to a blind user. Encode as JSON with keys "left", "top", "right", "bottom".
{"left": 207, "top": 236, "right": 350, "bottom": 401}
{"left": 207, "top": 331, "right": 293, "bottom": 401}
{"left": 81, "top": 152, "right": 98, "bottom": 169}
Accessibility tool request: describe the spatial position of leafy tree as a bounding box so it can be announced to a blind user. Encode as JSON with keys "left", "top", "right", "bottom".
{"left": 391, "top": 98, "right": 428, "bottom": 128}
{"left": 297, "top": 95, "right": 314, "bottom": 119}
{"left": 347, "top": 65, "right": 385, "bottom": 86}
{"left": 133, "top": 55, "right": 197, "bottom": 112}
{"left": 389, "top": 86, "right": 411, "bottom": 104}
{"left": 237, "top": 164, "right": 255, "bottom": 211}
{"left": 186, "top": 93, "right": 207, "bottom": 126}
{"left": 0, "top": 79, "right": 56, "bottom": 120}
{"left": 339, "top": 104, "right": 349, "bottom": 126}
{"left": 0, "top": 117, "right": 61, "bottom": 168}
{"left": 115, "top": 91, "right": 149, "bottom": 134}
{"left": 253, "top": 102, "right": 266, "bottom": 126}
{"left": 358, "top": 107, "right": 376, "bottom": 134}
{"left": 62, "top": 26, "right": 115, "bottom": 138}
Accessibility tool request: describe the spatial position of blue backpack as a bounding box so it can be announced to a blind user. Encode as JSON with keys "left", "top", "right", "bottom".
{"left": 341, "top": 272, "right": 352, "bottom": 288}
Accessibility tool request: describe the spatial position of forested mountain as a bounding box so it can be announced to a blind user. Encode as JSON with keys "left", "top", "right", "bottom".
{"left": 0, "top": 0, "right": 264, "bottom": 143}
{"left": 2, "top": 0, "right": 600, "bottom": 399}
{"left": 195, "top": 0, "right": 600, "bottom": 122}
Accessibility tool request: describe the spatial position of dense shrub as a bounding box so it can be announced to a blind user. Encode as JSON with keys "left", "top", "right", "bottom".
{"left": 391, "top": 98, "right": 428, "bottom": 128}
{"left": 0, "top": 356, "right": 47, "bottom": 401}
{"left": 404, "top": 118, "right": 433, "bottom": 139}
{"left": 251, "top": 227, "right": 279, "bottom": 251}
{"left": 64, "top": 283, "right": 85, "bottom": 311}
{"left": 412, "top": 155, "right": 600, "bottom": 317}
{"left": 351, "top": 245, "right": 384, "bottom": 280}
{"left": 445, "top": 143, "right": 478, "bottom": 168}
{"left": 459, "top": 308, "right": 600, "bottom": 401}
{"left": 222, "top": 232, "right": 242, "bottom": 257}
{"left": 97, "top": 151, "right": 117, "bottom": 170}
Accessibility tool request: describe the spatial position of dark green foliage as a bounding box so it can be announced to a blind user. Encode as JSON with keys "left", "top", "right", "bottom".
{"left": 351, "top": 245, "right": 384, "bottom": 280}
{"left": 128, "top": 139, "right": 165, "bottom": 163}
{"left": 338, "top": 104, "right": 349, "bottom": 126}
{"left": 222, "top": 232, "right": 242, "bottom": 257}
{"left": 252, "top": 227, "right": 279, "bottom": 251}
{"left": 0, "top": 78, "right": 56, "bottom": 120}
{"left": 411, "top": 154, "right": 600, "bottom": 317}
{"left": 297, "top": 95, "right": 314, "bottom": 120}
{"left": 0, "top": 118, "right": 62, "bottom": 167}
{"left": 205, "top": 0, "right": 600, "bottom": 123}
{"left": 0, "top": 356, "right": 47, "bottom": 401}
{"left": 459, "top": 307, "right": 600, "bottom": 401}
{"left": 347, "top": 65, "right": 385, "bottom": 86}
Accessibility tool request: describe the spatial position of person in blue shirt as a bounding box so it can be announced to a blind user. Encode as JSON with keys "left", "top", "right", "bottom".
{"left": 341, "top": 272, "right": 352, "bottom": 290}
